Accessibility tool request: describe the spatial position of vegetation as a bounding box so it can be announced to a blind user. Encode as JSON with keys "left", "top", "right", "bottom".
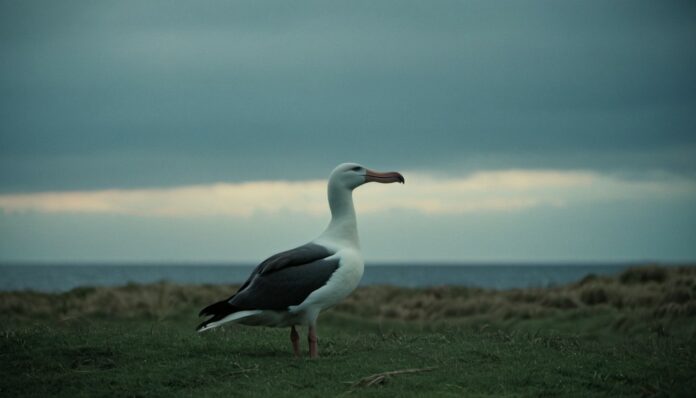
{"left": 1, "top": 265, "right": 695, "bottom": 397}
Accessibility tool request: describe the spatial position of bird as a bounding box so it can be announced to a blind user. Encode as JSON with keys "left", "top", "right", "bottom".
{"left": 197, "top": 162, "right": 404, "bottom": 358}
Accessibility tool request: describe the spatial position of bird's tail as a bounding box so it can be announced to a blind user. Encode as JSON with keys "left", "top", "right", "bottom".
{"left": 196, "top": 299, "right": 260, "bottom": 333}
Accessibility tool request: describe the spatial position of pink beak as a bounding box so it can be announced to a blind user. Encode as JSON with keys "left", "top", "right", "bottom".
{"left": 365, "top": 169, "right": 405, "bottom": 184}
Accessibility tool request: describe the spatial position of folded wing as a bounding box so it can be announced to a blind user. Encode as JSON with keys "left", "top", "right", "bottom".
{"left": 198, "top": 243, "right": 339, "bottom": 328}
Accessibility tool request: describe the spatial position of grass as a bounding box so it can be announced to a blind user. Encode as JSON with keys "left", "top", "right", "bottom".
{"left": 1, "top": 265, "right": 695, "bottom": 397}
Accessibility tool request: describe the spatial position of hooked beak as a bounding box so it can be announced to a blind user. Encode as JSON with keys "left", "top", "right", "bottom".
{"left": 364, "top": 169, "right": 405, "bottom": 184}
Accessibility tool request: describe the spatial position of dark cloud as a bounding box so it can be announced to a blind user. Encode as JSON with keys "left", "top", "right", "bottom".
{"left": 2, "top": 0, "right": 696, "bottom": 191}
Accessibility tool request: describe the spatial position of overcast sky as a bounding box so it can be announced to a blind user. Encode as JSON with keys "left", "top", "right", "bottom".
{"left": 1, "top": 1, "right": 695, "bottom": 263}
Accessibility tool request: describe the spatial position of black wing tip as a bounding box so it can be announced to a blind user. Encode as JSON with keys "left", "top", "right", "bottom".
{"left": 196, "top": 319, "right": 211, "bottom": 332}
{"left": 198, "top": 306, "right": 213, "bottom": 317}
{"left": 196, "top": 300, "right": 239, "bottom": 332}
{"left": 198, "top": 299, "right": 233, "bottom": 317}
{"left": 198, "top": 306, "right": 212, "bottom": 317}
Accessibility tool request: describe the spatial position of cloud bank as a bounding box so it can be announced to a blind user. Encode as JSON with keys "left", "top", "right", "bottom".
{"left": 2, "top": 1, "right": 695, "bottom": 192}
{"left": 1, "top": 170, "right": 693, "bottom": 218}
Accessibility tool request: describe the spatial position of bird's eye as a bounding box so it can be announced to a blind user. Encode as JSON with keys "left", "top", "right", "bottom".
{"left": 351, "top": 166, "right": 361, "bottom": 171}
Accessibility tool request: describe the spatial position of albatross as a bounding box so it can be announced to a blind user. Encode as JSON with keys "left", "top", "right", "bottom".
{"left": 197, "top": 162, "right": 404, "bottom": 358}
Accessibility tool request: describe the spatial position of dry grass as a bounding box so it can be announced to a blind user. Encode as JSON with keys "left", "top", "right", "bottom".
{"left": 1, "top": 265, "right": 695, "bottom": 323}
{"left": 0, "top": 282, "right": 234, "bottom": 319}
{"left": 333, "top": 265, "right": 696, "bottom": 323}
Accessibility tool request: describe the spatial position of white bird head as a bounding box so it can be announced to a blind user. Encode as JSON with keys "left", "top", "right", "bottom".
{"left": 328, "top": 162, "right": 405, "bottom": 190}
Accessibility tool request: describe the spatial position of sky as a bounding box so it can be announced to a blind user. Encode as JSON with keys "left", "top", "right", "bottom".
{"left": 1, "top": 0, "right": 695, "bottom": 263}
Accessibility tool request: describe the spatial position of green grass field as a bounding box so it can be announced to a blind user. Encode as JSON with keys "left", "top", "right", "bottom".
{"left": 2, "top": 266, "right": 695, "bottom": 397}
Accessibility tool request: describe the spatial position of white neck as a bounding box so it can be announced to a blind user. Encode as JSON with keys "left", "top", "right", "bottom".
{"left": 319, "top": 180, "right": 359, "bottom": 247}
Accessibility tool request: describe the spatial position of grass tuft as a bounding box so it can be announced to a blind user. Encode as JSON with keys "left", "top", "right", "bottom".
{"left": 619, "top": 265, "right": 668, "bottom": 284}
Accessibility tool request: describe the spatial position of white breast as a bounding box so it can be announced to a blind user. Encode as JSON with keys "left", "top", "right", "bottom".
{"left": 288, "top": 248, "right": 364, "bottom": 323}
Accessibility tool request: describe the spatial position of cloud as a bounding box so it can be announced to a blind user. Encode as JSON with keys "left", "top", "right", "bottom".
{"left": 1, "top": 170, "right": 693, "bottom": 218}
{"left": 2, "top": 1, "right": 695, "bottom": 193}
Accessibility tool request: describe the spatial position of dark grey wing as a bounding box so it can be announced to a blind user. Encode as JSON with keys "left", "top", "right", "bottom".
{"left": 233, "top": 243, "right": 333, "bottom": 294}
{"left": 229, "top": 257, "right": 340, "bottom": 310}
{"left": 197, "top": 243, "right": 336, "bottom": 321}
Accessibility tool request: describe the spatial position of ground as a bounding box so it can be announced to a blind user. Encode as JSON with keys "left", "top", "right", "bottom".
{"left": 1, "top": 265, "right": 694, "bottom": 397}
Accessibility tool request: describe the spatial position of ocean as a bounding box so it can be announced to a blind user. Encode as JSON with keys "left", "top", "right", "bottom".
{"left": 0, "top": 263, "right": 650, "bottom": 292}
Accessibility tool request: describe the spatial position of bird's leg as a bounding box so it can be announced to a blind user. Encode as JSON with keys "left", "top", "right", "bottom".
{"left": 290, "top": 326, "right": 300, "bottom": 357}
{"left": 308, "top": 325, "right": 319, "bottom": 359}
